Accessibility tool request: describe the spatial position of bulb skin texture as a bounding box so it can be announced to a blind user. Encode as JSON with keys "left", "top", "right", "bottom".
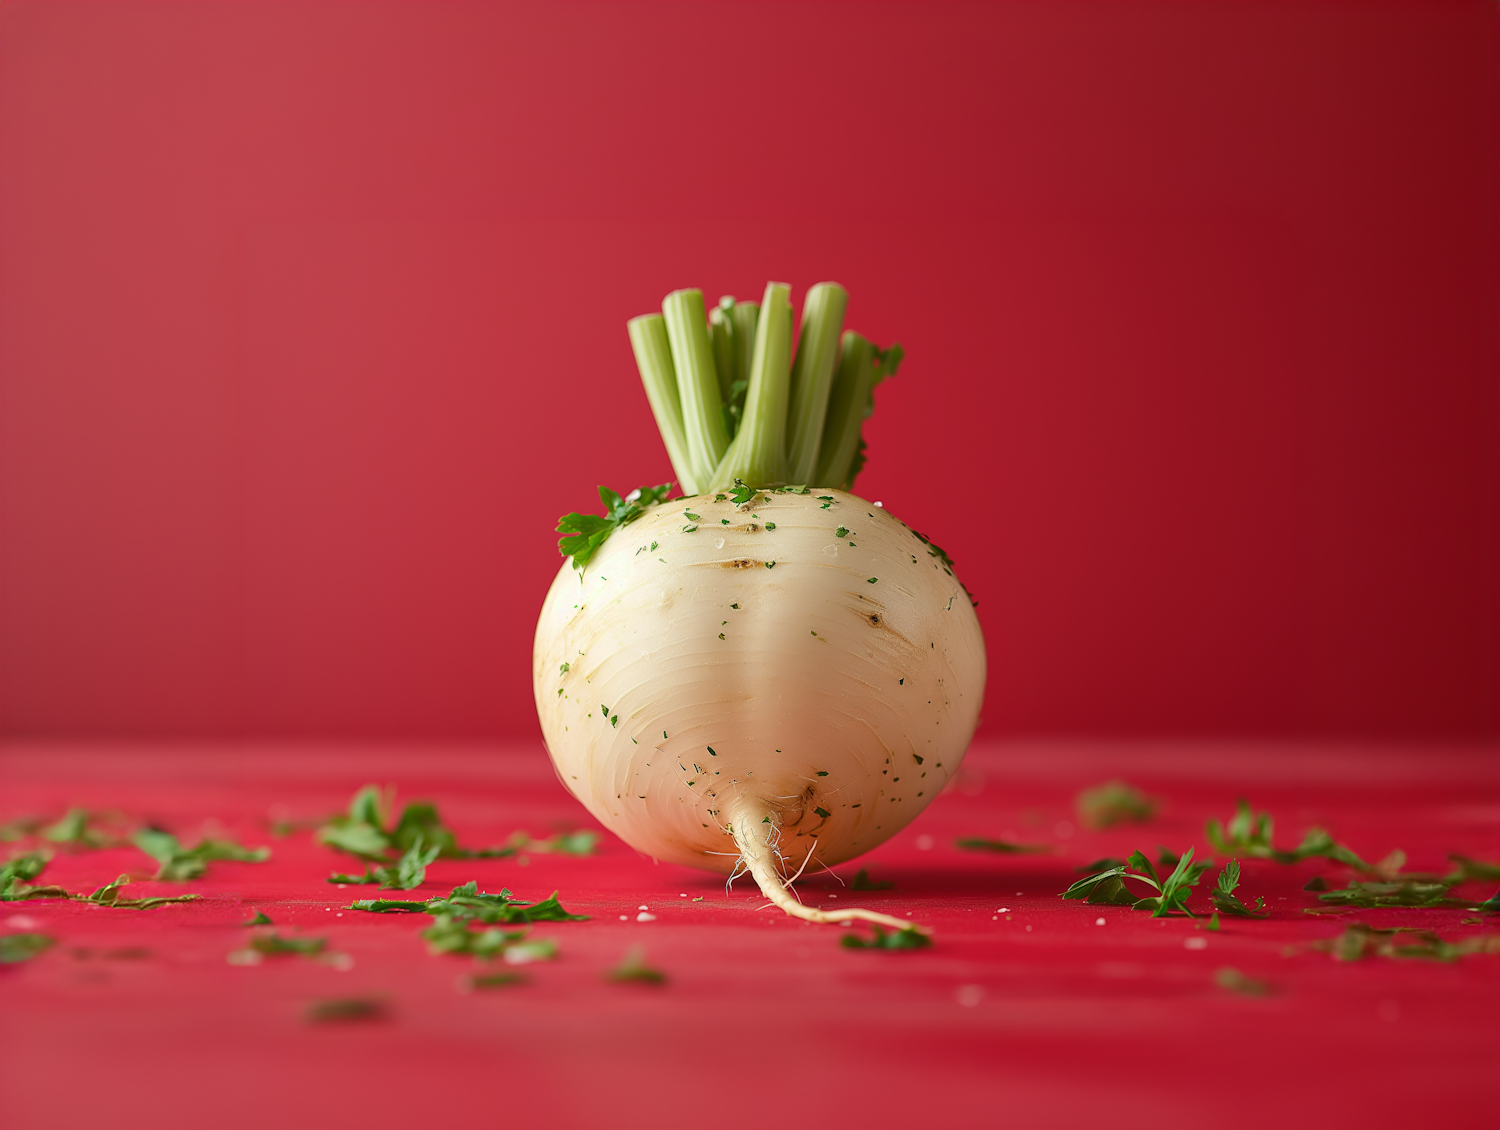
{"left": 533, "top": 489, "right": 985, "bottom": 874}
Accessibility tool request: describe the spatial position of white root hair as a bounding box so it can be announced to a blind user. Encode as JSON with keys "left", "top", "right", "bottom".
{"left": 726, "top": 798, "right": 928, "bottom": 934}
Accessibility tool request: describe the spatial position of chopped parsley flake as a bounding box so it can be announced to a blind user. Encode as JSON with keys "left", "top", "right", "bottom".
{"left": 835, "top": 527, "right": 850, "bottom": 538}
{"left": 867, "top": 577, "right": 877, "bottom": 584}
{"left": 765, "top": 522, "right": 776, "bottom": 530}
{"left": 813, "top": 807, "right": 831, "bottom": 819}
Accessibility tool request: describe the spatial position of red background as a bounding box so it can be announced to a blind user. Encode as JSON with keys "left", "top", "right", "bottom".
{"left": 2, "top": 1, "right": 1497, "bottom": 742}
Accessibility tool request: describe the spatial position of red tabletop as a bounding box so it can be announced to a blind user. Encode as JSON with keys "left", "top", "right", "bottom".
{"left": 2, "top": 741, "right": 1496, "bottom": 1129}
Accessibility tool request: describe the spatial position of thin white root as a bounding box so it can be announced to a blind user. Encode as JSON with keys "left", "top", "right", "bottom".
{"left": 729, "top": 803, "right": 930, "bottom": 935}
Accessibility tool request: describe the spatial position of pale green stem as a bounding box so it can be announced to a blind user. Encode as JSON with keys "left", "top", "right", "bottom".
{"left": 709, "top": 297, "right": 737, "bottom": 402}
{"left": 731, "top": 301, "right": 759, "bottom": 386}
{"left": 814, "top": 331, "right": 876, "bottom": 489}
{"left": 662, "top": 289, "right": 728, "bottom": 489}
{"left": 627, "top": 314, "right": 698, "bottom": 495}
{"left": 708, "top": 282, "right": 791, "bottom": 490}
{"left": 785, "top": 282, "right": 849, "bottom": 484}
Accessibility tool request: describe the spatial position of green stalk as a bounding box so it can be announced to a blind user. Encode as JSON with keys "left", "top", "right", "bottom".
{"left": 785, "top": 282, "right": 849, "bottom": 484}
{"left": 627, "top": 314, "right": 698, "bottom": 495}
{"left": 708, "top": 282, "right": 792, "bottom": 490}
{"left": 709, "top": 297, "right": 737, "bottom": 402}
{"left": 709, "top": 297, "right": 748, "bottom": 440}
{"left": 662, "top": 289, "right": 728, "bottom": 490}
{"left": 731, "top": 301, "right": 759, "bottom": 385}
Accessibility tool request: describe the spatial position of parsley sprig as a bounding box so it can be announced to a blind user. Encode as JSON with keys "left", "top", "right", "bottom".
{"left": 317, "top": 785, "right": 587, "bottom": 869}
{"left": 556, "top": 484, "right": 674, "bottom": 572}
{"left": 349, "top": 881, "right": 589, "bottom": 925}
{"left": 1062, "top": 849, "right": 1213, "bottom": 917}
{"left": 1209, "top": 860, "right": 1266, "bottom": 918}
{"left": 1205, "top": 799, "right": 1374, "bottom": 871}
{"left": 133, "top": 828, "right": 270, "bottom": 881}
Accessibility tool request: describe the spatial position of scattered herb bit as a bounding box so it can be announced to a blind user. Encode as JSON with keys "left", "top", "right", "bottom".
{"left": 559, "top": 662, "right": 570, "bottom": 675}
{"left": 765, "top": 561, "right": 776, "bottom": 569}
{"left": 1314, "top": 877, "right": 1470, "bottom": 910}
{"left": 727, "top": 480, "right": 757, "bottom": 506}
{"left": 317, "top": 786, "right": 519, "bottom": 863}
{"left": 815, "top": 771, "right": 828, "bottom": 777}
{"left": 840, "top": 926, "right": 931, "bottom": 950}
{"left": 1205, "top": 800, "right": 1370, "bottom": 870}
{"left": 956, "top": 838, "right": 1051, "bottom": 855}
{"left": 1446, "top": 854, "right": 1500, "bottom": 884}
{"left": 1303, "top": 876, "right": 1328, "bottom": 891}
{"left": 684, "top": 511, "right": 700, "bottom": 521}
{"left": 0, "top": 851, "right": 69, "bottom": 901}
{"left": 556, "top": 484, "right": 674, "bottom": 572}
{"left": 40, "top": 808, "right": 120, "bottom": 848}
{"left": 1214, "top": 967, "right": 1273, "bottom": 996}
{"left": 247, "top": 932, "right": 328, "bottom": 957}
{"left": 349, "top": 898, "right": 428, "bottom": 913}
{"left": 1076, "top": 780, "right": 1157, "bottom": 830}
{"left": 0, "top": 933, "right": 54, "bottom": 963}
{"left": 850, "top": 868, "right": 893, "bottom": 890}
{"left": 813, "top": 807, "right": 832, "bottom": 819}
{"left": 765, "top": 522, "right": 776, "bottom": 530}
{"left": 1310, "top": 922, "right": 1500, "bottom": 963}
{"left": 835, "top": 527, "right": 850, "bottom": 538}
{"left": 245, "top": 911, "right": 273, "bottom": 926}
{"left": 1077, "top": 857, "right": 1126, "bottom": 874}
{"left": 133, "top": 828, "right": 270, "bottom": 881}
{"left": 422, "top": 915, "right": 557, "bottom": 963}
{"left": 77, "top": 875, "right": 200, "bottom": 909}
{"left": 1209, "top": 861, "right": 1265, "bottom": 918}
{"left": 866, "top": 577, "right": 877, "bottom": 584}
{"left": 305, "top": 998, "right": 388, "bottom": 1024}
{"left": 608, "top": 946, "right": 666, "bottom": 983}
{"left": 463, "top": 971, "right": 527, "bottom": 991}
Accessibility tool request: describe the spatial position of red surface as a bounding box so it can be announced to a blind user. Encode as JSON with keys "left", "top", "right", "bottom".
{"left": 2, "top": 741, "right": 1497, "bottom": 1129}
{"left": 2, "top": 2, "right": 1497, "bottom": 741}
